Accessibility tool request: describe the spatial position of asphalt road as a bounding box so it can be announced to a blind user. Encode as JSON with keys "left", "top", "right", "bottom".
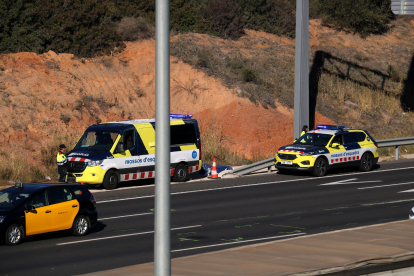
{"left": 1, "top": 159, "right": 414, "bottom": 276}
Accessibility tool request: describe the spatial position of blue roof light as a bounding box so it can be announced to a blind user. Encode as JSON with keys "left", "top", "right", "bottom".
{"left": 170, "top": 114, "right": 193, "bottom": 119}
{"left": 316, "top": 125, "right": 345, "bottom": 130}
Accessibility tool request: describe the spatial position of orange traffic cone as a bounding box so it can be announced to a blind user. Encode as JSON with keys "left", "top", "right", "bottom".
{"left": 211, "top": 158, "right": 218, "bottom": 179}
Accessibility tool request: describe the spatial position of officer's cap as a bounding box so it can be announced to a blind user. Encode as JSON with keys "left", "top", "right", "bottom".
{"left": 59, "top": 144, "right": 67, "bottom": 150}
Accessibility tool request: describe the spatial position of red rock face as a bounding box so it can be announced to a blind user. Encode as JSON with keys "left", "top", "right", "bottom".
{"left": 0, "top": 32, "right": 333, "bottom": 169}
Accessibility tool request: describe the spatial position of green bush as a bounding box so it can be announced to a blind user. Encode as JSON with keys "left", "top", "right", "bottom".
{"left": 316, "top": 0, "right": 394, "bottom": 38}
{"left": 197, "top": 0, "right": 245, "bottom": 39}
{"left": 236, "top": 0, "right": 296, "bottom": 37}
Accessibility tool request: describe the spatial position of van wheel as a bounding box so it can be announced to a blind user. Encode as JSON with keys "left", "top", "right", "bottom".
{"left": 359, "top": 153, "right": 373, "bottom": 172}
{"left": 72, "top": 215, "right": 90, "bottom": 236}
{"left": 103, "top": 170, "right": 118, "bottom": 189}
{"left": 5, "top": 224, "right": 22, "bottom": 245}
{"left": 313, "top": 158, "right": 327, "bottom": 177}
{"left": 173, "top": 164, "right": 188, "bottom": 182}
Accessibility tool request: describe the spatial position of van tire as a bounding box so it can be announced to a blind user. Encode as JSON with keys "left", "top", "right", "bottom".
{"left": 103, "top": 170, "right": 119, "bottom": 190}
{"left": 173, "top": 164, "right": 188, "bottom": 182}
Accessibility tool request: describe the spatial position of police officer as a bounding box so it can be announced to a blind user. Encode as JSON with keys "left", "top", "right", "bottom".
{"left": 57, "top": 144, "right": 68, "bottom": 182}
{"left": 301, "top": 125, "right": 308, "bottom": 137}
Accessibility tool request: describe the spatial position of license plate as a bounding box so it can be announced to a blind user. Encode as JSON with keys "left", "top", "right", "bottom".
{"left": 281, "top": 161, "right": 293, "bottom": 165}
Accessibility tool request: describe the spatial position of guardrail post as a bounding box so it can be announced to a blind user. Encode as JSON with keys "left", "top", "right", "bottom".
{"left": 396, "top": 146, "right": 399, "bottom": 160}
{"left": 268, "top": 166, "right": 272, "bottom": 173}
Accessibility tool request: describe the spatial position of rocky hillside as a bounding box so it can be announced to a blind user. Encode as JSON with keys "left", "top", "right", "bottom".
{"left": 1, "top": 17, "right": 414, "bottom": 184}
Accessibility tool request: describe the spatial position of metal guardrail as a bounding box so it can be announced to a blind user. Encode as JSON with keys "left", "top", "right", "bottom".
{"left": 377, "top": 136, "right": 414, "bottom": 160}
{"left": 231, "top": 137, "right": 414, "bottom": 177}
{"left": 232, "top": 157, "right": 275, "bottom": 176}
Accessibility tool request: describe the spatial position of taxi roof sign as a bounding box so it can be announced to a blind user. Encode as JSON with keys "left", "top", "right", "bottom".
{"left": 15, "top": 182, "right": 23, "bottom": 189}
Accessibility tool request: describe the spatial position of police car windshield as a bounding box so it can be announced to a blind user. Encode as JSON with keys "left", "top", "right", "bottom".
{"left": 74, "top": 131, "right": 119, "bottom": 151}
{"left": 0, "top": 190, "right": 30, "bottom": 209}
{"left": 294, "top": 133, "right": 333, "bottom": 146}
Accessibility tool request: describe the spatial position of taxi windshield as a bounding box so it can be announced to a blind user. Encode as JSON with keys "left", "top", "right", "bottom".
{"left": 294, "top": 133, "right": 333, "bottom": 146}
{"left": 0, "top": 190, "right": 30, "bottom": 209}
{"left": 74, "top": 130, "right": 119, "bottom": 151}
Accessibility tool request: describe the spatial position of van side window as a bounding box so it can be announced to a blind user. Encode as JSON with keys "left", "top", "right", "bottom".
{"left": 171, "top": 124, "right": 197, "bottom": 146}
{"left": 123, "top": 130, "right": 135, "bottom": 150}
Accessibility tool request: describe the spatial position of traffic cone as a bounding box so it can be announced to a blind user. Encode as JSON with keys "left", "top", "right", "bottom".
{"left": 211, "top": 158, "right": 218, "bottom": 179}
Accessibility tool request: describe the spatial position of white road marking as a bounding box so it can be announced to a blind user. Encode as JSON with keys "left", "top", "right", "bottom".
{"left": 399, "top": 189, "right": 414, "bottom": 193}
{"left": 99, "top": 213, "right": 153, "bottom": 220}
{"left": 360, "top": 198, "right": 414, "bottom": 206}
{"left": 319, "top": 178, "right": 381, "bottom": 186}
{"left": 171, "top": 233, "right": 306, "bottom": 252}
{"left": 97, "top": 166, "right": 414, "bottom": 203}
{"left": 358, "top": 182, "right": 414, "bottom": 190}
{"left": 57, "top": 225, "right": 202, "bottom": 246}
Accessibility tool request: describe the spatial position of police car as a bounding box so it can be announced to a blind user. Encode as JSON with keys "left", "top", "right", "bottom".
{"left": 0, "top": 183, "right": 97, "bottom": 245}
{"left": 275, "top": 125, "right": 379, "bottom": 176}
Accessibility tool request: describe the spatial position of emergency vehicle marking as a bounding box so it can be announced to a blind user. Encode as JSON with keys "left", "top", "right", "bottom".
{"left": 278, "top": 150, "right": 304, "bottom": 154}
{"left": 68, "top": 157, "right": 91, "bottom": 162}
{"left": 120, "top": 164, "right": 200, "bottom": 182}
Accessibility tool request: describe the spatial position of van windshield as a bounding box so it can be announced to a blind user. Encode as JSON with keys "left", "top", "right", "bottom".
{"left": 74, "top": 131, "right": 119, "bottom": 151}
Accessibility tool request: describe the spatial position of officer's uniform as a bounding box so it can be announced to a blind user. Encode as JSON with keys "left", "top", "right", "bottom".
{"left": 57, "top": 144, "right": 68, "bottom": 182}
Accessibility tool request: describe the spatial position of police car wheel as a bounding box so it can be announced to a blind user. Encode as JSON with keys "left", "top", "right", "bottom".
{"left": 5, "top": 224, "right": 22, "bottom": 245}
{"left": 72, "top": 215, "right": 90, "bottom": 236}
{"left": 103, "top": 170, "right": 118, "bottom": 190}
{"left": 173, "top": 164, "right": 188, "bottom": 182}
{"left": 313, "top": 158, "right": 327, "bottom": 177}
{"left": 359, "top": 153, "right": 373, "bottom": 172}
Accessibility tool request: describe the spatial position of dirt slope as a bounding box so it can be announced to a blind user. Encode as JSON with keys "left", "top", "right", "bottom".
{"left": 0, "top": 29, "right": 334, "bottom": 172}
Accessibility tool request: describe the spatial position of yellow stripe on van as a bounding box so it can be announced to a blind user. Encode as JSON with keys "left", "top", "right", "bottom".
{"left": 135, "top": 123, "right": 156, "bottom": 155}
{"left": 170, "top": 119, "right": 185, "bottom": 125}
{"left": 180, "top": 144, "right": 197, "bottom": 151}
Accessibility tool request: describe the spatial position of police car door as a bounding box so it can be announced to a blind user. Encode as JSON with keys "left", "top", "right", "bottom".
{"left": 343, "top": 132, "right": 362, "bottom": 165}
{"left": 112, "top": 128, "right": 142, "bottom": 182}
{"left": 328, "top": 134, "right": 347, "bottom": 167}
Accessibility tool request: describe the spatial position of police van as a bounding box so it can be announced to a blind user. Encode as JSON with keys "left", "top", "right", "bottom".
{"left": 275, "top": 125, "right": 379, "bottom": 176}
{"left": 66, "top": 114, "right": 201, "bottom": 189}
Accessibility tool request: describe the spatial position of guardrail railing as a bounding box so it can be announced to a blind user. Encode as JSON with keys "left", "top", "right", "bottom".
{"left": 376, "top": 136, "right": 414, "bottom": 160}
{"left": 230, "top": 136, "right": 414, "bottom": 177}
{"left": 232, "top": 157, "right": 275, "bottom": 176}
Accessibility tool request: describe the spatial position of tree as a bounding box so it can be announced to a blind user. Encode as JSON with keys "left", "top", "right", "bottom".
{"left": 317, "top": 0, "right": 394, "bottom": 38}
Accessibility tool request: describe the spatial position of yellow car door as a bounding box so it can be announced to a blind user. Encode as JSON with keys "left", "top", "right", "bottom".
{"left": 25, "top": 192, "right": 53, "bottom": 236}
{"left": 48, "top": 188, "right": 79, "bottom": 232}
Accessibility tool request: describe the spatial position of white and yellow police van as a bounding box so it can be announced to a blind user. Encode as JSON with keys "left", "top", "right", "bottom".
{"left": 66, "top": 114, "right": 201, "bottom": 189}
{"left": 275, "top": 125, "right": 379, "bottom": 177}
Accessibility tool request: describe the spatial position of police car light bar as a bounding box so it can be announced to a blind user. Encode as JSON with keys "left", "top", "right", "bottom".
{"left": 170, "top": 114, "right": 193, "bottom": 119}
{"left": 316, "top": 125, "right": 345, "bottom": 130}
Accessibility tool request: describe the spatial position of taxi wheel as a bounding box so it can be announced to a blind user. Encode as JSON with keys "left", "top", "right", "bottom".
{"left": 72, "top": 215, "right": 90, "bottom": 236}
{"left": 313, "top": 158, "right": 327, "bottom": 177}
{"left": 103, "top": 170, "right": 118, "bottom": 190}
{"left": 5, "top": 224, "right": 22, "bottom": 245}
{"left": 173, "top": 164, "right": 188, "bottom": 182}
{"left": 359, "top": 153, "right": 373, "bottom": 172}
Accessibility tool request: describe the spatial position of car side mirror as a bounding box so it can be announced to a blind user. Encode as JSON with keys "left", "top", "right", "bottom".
{"left": 115, "top": 142, "right": 124, "bottom": 153}
{"left": 25, "top": 205, "right": 37, "bottom": 214}
{"left": 332, "top": 143, "right": 340, "bottom": 148}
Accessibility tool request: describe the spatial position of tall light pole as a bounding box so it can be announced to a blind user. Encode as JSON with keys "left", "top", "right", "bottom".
{"left": 154, "top": 0, "right": 171, "bottom": 274}
{"left": 293, "top": 0, "right": 309, "bottom": 139}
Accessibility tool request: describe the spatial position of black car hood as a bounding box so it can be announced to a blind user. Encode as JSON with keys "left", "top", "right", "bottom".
{"left": 278, "top": 144, "right": 329, "bottom": 154}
